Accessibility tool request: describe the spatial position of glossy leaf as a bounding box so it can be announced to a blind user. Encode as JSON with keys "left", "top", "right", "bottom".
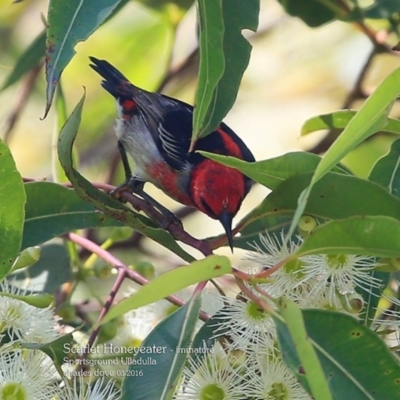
{"left": 199, "top": 151, "right": 349, "bottom": 189}
{"left": 44, "top": 0, "right": 124, "bottom": 117}
{"left": 191, "top": 313, "right": 220, "bottom": 351}
{"left": 276, "top": 299, "right": 332, "bottom": 400}
{"left": 278, "top": 308, "right": 400, "bottom": 399}
{"left": 295, "top": 216, "right": 400, "bottom": 258}
{"left": 57, "top": 93, "right": 194, "bottom": 262}
{"left": 9, "top": 246, "right": 40, "bottom": 273}
{"left": 121, "top": 294, "right": 201, "bottom": 400}
{"left": 1, "top": 29, "right": 45, "bottom": 91}
{"left": 0, "top": 290, "right": 53, "bottom": 309}
{"left": 369, "top": 137, "right": 400, "bottom": 198}
{"left": 193, "top": 0, "right": 224, "bottom": 140}
{"left": 301, "top": 110, "right": 400, "bottom": 137}
{"left": 243, "top": 172, "right": 400, "bottom": 224}
{"left": 184, "top": 310, "right": 227, "bottom": 386}
{"left": 22, "top": 182, "right": 121, "bottom": 250}
{"left": 22, "top": 333, "right": 74, "bottom": 371}
{"left": 234, "top": 172, "right": 400, "bottom": 251}
{"left": 139, "top": 0, "right": 194, "bottom": 12}
{"left": 54, "top": 82, "right": 71, "bottom": 183}
{"left": 9, "top": 243, "right": 72, "bottom": 293}
{"left": 290, "top": 66, "right": 400, "bottom": 241}
{"left": 193, "top": 0, "right": 259, "bottom": 142}
{"left": 0, "top": 139, "right": 25, "bottom": 280}
{"left": 101, "top": 255, "right": 231, "bottom": 324}
{"left": 278, "top": 0, "right": 336, "bottom": 27}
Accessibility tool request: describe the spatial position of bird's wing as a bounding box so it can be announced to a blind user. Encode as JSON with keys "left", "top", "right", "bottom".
{"left": 90, "top": 57, "right": 194, "bottom": 171}
{"left": 154, "top": 98, "right": 193, "bottom": 170}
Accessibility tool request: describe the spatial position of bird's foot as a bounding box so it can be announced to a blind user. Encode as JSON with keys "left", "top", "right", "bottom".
{"left": 109, "top": 176, "right": 141, "bottom": 202}
{"left": 136, "top": 188, "right": 182, "bottom": 229}
{"left": 159, "top": 210, "right": 183, "bottom": 230}
{"left": 110, "top": 177, "right": 183, "bottom": 229}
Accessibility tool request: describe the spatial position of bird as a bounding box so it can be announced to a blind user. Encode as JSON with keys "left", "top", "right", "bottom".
{"left": 89, "top": 57, "right": 255, "bottom": 250}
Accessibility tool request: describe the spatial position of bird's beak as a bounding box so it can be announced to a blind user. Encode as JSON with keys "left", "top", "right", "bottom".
{"left": 219, "top": 210, "right": 234, "bottom": 252}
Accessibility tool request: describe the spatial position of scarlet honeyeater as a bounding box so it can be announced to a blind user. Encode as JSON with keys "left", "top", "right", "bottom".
{"left": 90, "top": 57, "right": 255, "bottom": 250}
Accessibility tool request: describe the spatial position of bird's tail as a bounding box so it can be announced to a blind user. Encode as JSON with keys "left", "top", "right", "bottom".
{"left": 89, "top": 56, "right": 134, "bottom": 99}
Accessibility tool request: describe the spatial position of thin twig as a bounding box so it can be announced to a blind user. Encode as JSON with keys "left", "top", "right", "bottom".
{"left": 67, "top": 232, "right": 212, "bottom": 359}
{"left": 307, "top": 46, "right": 380, "bottom": 154}
{"left": 120, "top": 191, "right": 213, "bottom": 257}
{"left": 3, "top": 62, "right": 43, "bottom": 142}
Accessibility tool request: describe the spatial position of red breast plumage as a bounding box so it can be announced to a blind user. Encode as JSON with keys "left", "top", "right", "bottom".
{"left": 89, "top": 57, "right": 255, "bottom": 250}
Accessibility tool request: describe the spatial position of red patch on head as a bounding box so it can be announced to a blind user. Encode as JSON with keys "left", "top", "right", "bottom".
{"left": 190, "top": 160, "right": 245, "bottom": 219}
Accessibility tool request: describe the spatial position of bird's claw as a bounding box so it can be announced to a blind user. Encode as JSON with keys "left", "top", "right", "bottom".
{"left": 109, "top": 176, "right": 140, "bottom": 201}
{"left": 159, "top": 211, "right": 183, "bottom": 230}
{"left": 109, "top": 178, "right": 182, "bottom": 229}
{"left": 109, "top": 183, "right": 131, "bottom": 202}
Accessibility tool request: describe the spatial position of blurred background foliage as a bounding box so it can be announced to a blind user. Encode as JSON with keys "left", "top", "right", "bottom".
{"left": 1, "top": 0, "right": 400, "bottom": 268}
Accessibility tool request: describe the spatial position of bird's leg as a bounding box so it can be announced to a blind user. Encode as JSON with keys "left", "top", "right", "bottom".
{"left": 109, "top": 141, "right": 135, "bottom": 198}
{"left": 133, "top": 186, "right": 182, "bottom": 228}
{"left": 110, "top": 141, "right": 181, "bottom": 228}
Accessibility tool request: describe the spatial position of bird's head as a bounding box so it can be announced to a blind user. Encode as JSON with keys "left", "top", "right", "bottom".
{"left": 190, "top": 160, "right": 248, "bottom": 251}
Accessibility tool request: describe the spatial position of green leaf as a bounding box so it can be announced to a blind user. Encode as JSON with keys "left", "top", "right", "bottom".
{"left": 191, "top": 314, "right": 220, "bottom": 350}
{"left": 198, "top": 151, "right": 350, "bottom": 189}
{"left": 22, "top": 182, "right": 121, "bottom": 249}
{"left": 276, "top": 299, "right": 333, "bottom": 400}
{"left": 369, "top": 137, "right": 400, "bottom": 198}
{"left": 234, "top": 172, "right": 400, "bottom": 251}
{"left": 44, "top": 0, "right": 124, "bottom": 117}
{"left": 192, "top": 0, "right": 225, "bottom": 140}
{"left": 22, "top": 333, "right": 74, "bottom": 373}
{"left": 187, "top": 308, "right": 228, "bottom": 379}
{"left": 9, "top": 243, "right": 72, "bottom": 293}
{"left": 192, "top": 0, "right": 259, "bottom": 142}
{"left": 278, "top": 0, "right": 336, "bottom": 27}
{"left": 9, "top": 246, "right": 40, "bottom": 273}
{"left": 290, "top": 66, "right": 400, "bottom": 242}
{"left": 139, "top": 0, "right": 194, "bottom": 13}
{"left": 0, "top": 138, "right": 25, "bottom": 281}
{"left": 295, "top": 216, "right": 400, "bottom": 258}
{"left": 243, "top": 172, "right": 400, "bottom": 224}
{"left": 121, "top": 294, "right": 201, "bottom": 400}
{"left": 0, "top": 291, "right": 53, "bottom": 309}
{"left": 279, "top": 308, "right": 400, "bottom": 399}
{"left": 57, "top": 93, "right": 194, "bottom": 262}
{"left": 301, "top": 111, "right": 400, "bottom": 137}
{"left": 1, "top": 29, "right": 46, "bottom": 92}
{"left": 53, "top": 82, "right": 72, "bottom": 183}
{"left": 101, "top": 255, "right": 231, "bottom": 324}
